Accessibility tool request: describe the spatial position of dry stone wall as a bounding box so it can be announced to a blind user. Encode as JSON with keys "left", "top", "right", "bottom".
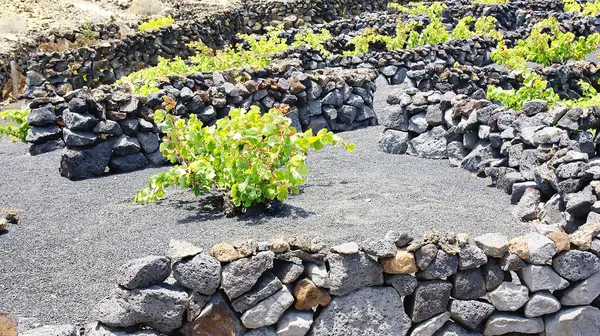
{"left": 19, "top": 229, "right": 600, "bottom": 336}
{"left": 379, "top": 83, "right": 600, "bottom": 235}
{"left": 25, "top": 63, "right": 377, "bottom": 180}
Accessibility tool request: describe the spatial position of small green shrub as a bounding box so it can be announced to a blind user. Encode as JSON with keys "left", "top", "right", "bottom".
{"left": 135, "top": 104, "right": 354, "bottom": 208}
{"left": 487, "top": 70, "right": 559, "bottom": 110}
{"left": 564, "top": 0, "right": 600, "bottom": 16}
{"left": 138, "top": 16, "right": 174, "bottom": 32}
{"left": 292, "top": 28, "right": 333, "bottom": 56}
{"left": 0, "top": 109, "right": 30, "bottom": 143}
{"left": 121, "top": 27, "right": 291, "bottom": 94}
{"left": 388, "top": 2, "right": 447, "bottom": 18}
{"left": 473, "top": 0, "right": 509, "bottom": 4}
{"left": 491, "top": 17, "right": 600, "bottom": 67}
{"left": 344, "top": 16, "right": 500, "bottom": 55}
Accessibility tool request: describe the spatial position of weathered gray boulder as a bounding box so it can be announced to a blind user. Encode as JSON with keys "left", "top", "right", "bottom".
{"left": 409, "top": 113, "right": 428, "bottom": 133}
{"left": 452, "top": 269, "right": 486, "bottom": 300}
{"left": 552, "top": 250, "right": 600, "bottom": 281}
{"left": 433, "top": 321, "right": 483, "bottom": 336}
{"left": 418, "top": 250, "right": 458, "bottom": 280}
{"left": 94, "top": 283, "right": 188, "bottom": 333}
{"left": 221, "top": 251, "right": 275, "bottom": 299}
{"left": 415, "top": 244, "right": 438, "bottom": 270}
{"left": 409, "top": 312, "right": 449, "bottom": 336}
{"left": 560, "top": 271, "right": 600, "bottom": 306}
{"left": 172, "top": 254, "right": 221, "bottom": 295}
{"left": 545, "top": 306, "right": 600, "bottom": 336}
{"left": 379, "top": 129, "right": 410, "bottom": 154}
{"left": 461, "top": 141, "right": 495, "bottom": 173}
{"left": 449, "top": 300, "right": 494, "bottom": 329}
{"left": 518, "top": 265, "right": 569, "bottom": 292}
{"left": 327, "top": 252, "right": 383, "bottom": 296}
{"left": 241, "top": 286, "right": 294, "bottom": 329}
{"left": 26, "top": 125, "right": 62, "bottom": 144}
{"left": 21, "top": 325, "right": 77, "bottom": 336}
{"left": 406, "top": 280, "right": 452, "bottom": 323}
{"left": 482, "top": 258, "right": 504, "bottom": 291}
{"left": 487, "top": 282, "right": 529, "bottom": 311}
{"left": 108, "top": 153, "right": 148, "bottom": 173}
{"left": 407, "top": 126, "right": 448, "bottom": 159}
{"left": 309, "top": 287, "right": 411, "bottom": 336}
{"left": 231, "top": 272, "right": 283, "bottom": 313}
{"left": 474, "top": 233, "right": 508, "bottom": 258}
{"left": 385, "top": 274, "right": 418, "bottom": 296}
{"left": 83, "top": 322, "right": 162, "bottom": 336}
{"left": 272, "top": 259, "right": 304, "bottom": 284}
{"left": 28, "top": 106, "right": 57, "bottom": 127}
{"left": 380, "top": 105, "right": 409, "bottom": 130}
{"left": 276, "top": 310, "right": 313, "bottom": 336}
{"left": 63, "top": 129, "right": 97, "bottom": 146}
{"left": 483, "top": 313, "right": 544, "bottom": 335}
{"left": 63, "top": 110, "right": 98, "bottom": 131}
{"left": 304, "top": 263, "right": 329, "bottom": 288}
{"left": 513, "top": 188, "right": 541, "bottom": 221}
{"left": 60, "top": 142, "right": 111, "bottom": 180}
{"left": 115, "top": 256, "right": 171, "bottom": 290}
{"left": 524, "top": 232, "right": 557, "bottom": 264}
{"left": 137, "top": 132, "right": 159, "bottom": 153}
{"left": 360, "top": 238, "right": 397, "bottom": 258}
{"left": 524, "top": 291, "right": 561, "bottom": 317}
{"left": 458, "top": 244, "right": 487, "bottom": 270}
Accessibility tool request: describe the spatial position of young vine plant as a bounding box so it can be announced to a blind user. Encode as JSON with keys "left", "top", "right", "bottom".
{"left": 0, "top": 109, "right": 31, "bottom": 143}
{"left": 135, "top": 102, "right": 354, "bottom": 208}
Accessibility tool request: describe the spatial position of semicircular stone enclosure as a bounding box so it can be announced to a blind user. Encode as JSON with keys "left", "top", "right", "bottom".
{"left": 6, "top": 0, "right": 600, "bottom": 334}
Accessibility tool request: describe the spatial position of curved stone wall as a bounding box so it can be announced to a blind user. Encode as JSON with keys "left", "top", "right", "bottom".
{"left": 18, "top": 228, "right": 600, "bottom": 336}
{"left": 25, "top": 63, "right": 377, "bottom": 180}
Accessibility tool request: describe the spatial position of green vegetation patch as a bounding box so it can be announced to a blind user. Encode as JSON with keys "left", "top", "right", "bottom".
{"left": 135, "top": 103, "right": 354, "bottom": 208}
{"left": 0, "top": 109, "right": 30, "bottom": 143}
{"left": 138, "top": 16, "right": 175, "bottom": 32}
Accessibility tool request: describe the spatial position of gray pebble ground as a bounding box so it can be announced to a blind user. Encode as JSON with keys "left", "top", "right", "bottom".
{"left": 0, "top": 83, "right": 525, "bottom": 325}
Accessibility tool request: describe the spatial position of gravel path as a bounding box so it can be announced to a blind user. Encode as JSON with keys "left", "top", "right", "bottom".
{"left": 0, "top": 83, "right": 526, "bottom": 325}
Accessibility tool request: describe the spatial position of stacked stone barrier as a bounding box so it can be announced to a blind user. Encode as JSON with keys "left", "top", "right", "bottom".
{"left": 378, "top": 82, "right": 600, "bottom": 236}
{"left": 0, "top": 22, "right": 126, "bottom": 100}
{"left": 25, "top": 62, "right": 377, "bottom": 180}
{"left": 18, "top": 227, "right": 600, "bottom": 336}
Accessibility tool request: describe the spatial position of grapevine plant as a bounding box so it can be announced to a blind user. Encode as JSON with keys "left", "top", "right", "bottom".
{"left": 135, "top": 103, "right": 355, "bottom": 210}
{"left": 0, "top": 109, "right": 30, "bottom": 143}
{"left": 564, "top": 0, "right": 600, "bottom": 16}
{"left": 120, "top": 27, "right": 333, "bottom": 95}
{"left": 138, "top": 16, "right": 175, "bottom": 32}
{"left": 387, "top": 2, "right": 447, "bottom": 18}
{"left": 487, "top": 17, "right": 600, "bottom": 110}
{"left": 344, "top": 16, "right": 501, "bottom": 55}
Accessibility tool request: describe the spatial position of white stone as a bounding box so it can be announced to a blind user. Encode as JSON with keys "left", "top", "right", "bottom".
{"left": 524, "top": 291, "right": 561, "bottom": 318}
{"left": 474, "top": 233, "right": 508, "bottom": 258}
{"left": 517, "top": 265, "right": 569, "bottom": 292}
{"left": 487, "top": 282, "right": 529, "bottom": 311}
{"left": 241, "top": 286, "right": 295, "bottom": 329}
{"left": 331, "top": 242, "right": 359, "bottom": 254}
{"left": 483, "top": 313, "right": 544, "bottom": 335}
{"left": 276, "top": 310, "right": 313, "bottom": 336}
{"left": 561, "top": 271, "right": 600, "bottom": 306}
{"left": 408, "top": 113, "right": 428, "bottom": 133}
{"left": 545, "top": 306, "right": 600, "bottom": 336}
{"left": 523, "top": 232, "right": 557, "bottom": 264}
{"left": 166, "top": 239, "right": 203, "bottom": 259}
{"left": 304, "top": 262, "right": 329, "bottom": 288}
{"left": 409, "top": 312, "right": 450, "bottom": 336}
